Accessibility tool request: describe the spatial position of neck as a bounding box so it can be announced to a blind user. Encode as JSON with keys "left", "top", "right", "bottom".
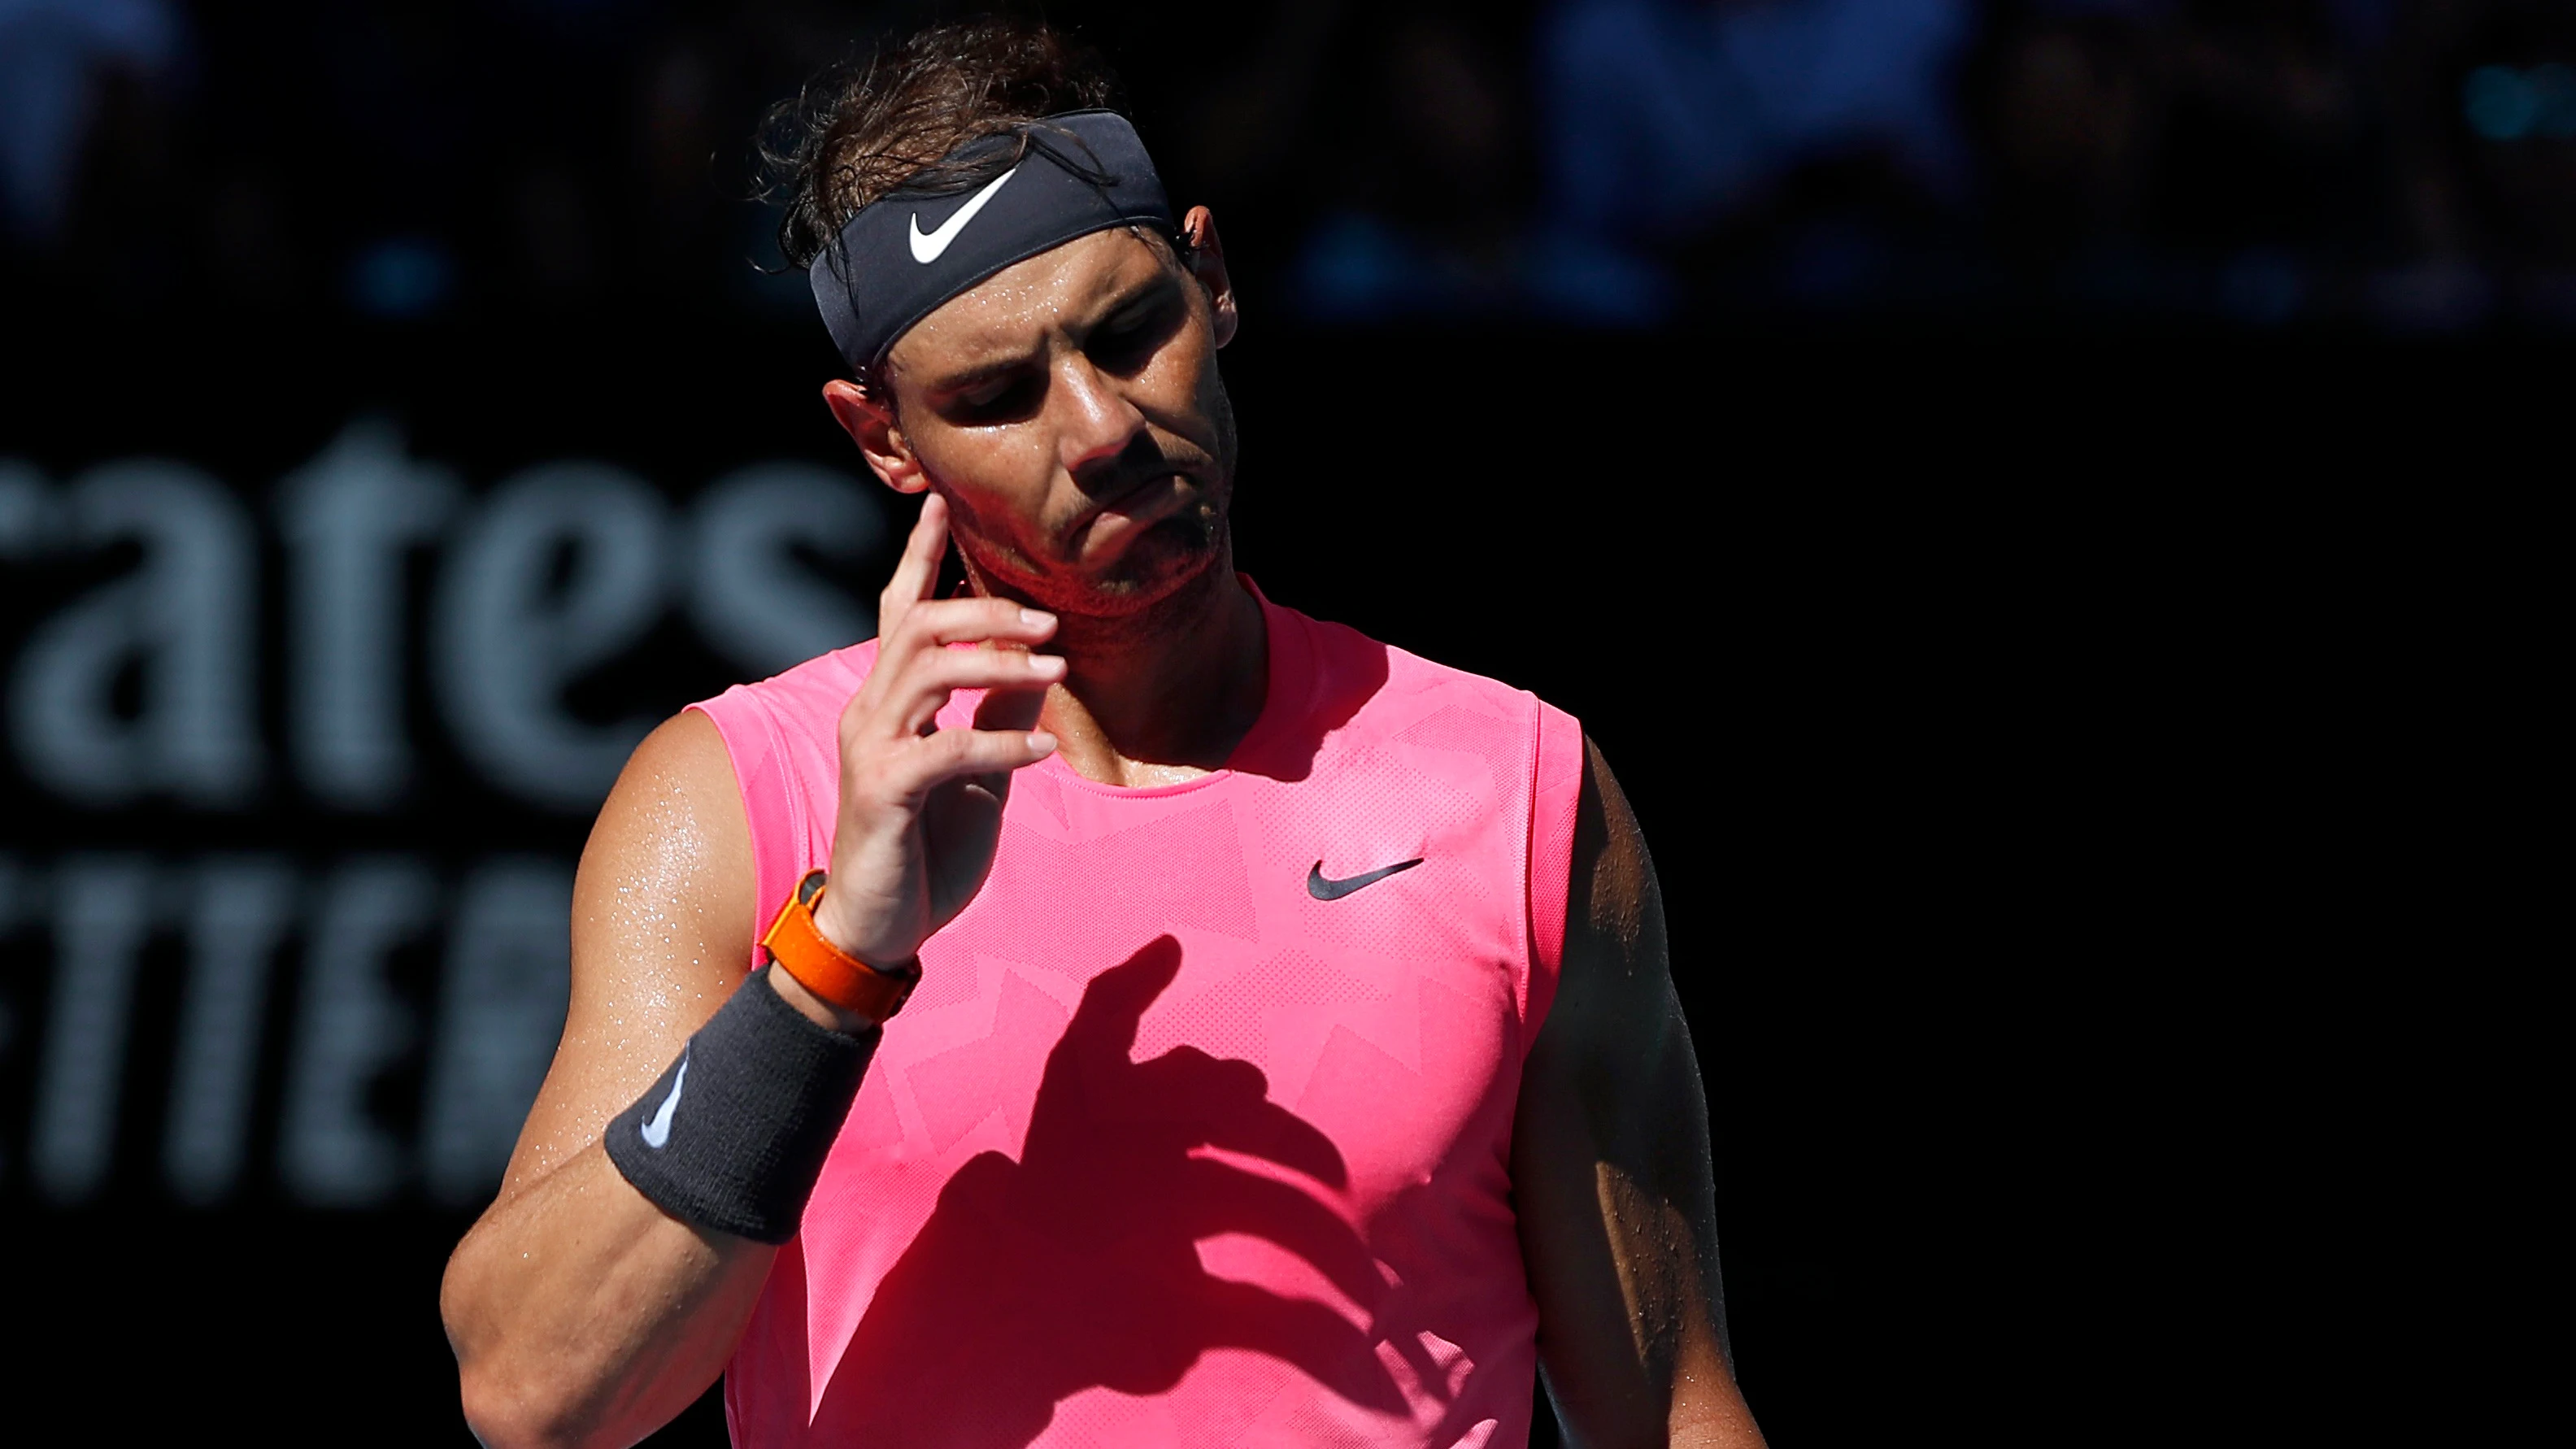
{"left": 979, "top": 544, "right": 1268, "bottom": 788}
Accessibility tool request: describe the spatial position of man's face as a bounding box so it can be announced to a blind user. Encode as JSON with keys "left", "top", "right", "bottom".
{"left": 834, "top": 215, "right": 1239, "bottom": 619}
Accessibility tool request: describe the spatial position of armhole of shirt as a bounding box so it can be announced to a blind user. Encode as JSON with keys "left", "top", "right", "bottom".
{"left": 686, "top": 691, "right": 807, "bottom": 972}
{"left": 1524, "top": 698, "right": 1584, "bottom": 1056}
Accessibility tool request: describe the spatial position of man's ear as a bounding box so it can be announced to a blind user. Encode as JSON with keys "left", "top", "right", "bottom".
{"left": 1181, "top": 205, "right": 1238, "bottom": 350}
{"left": 823, "top": 379, "right": 927, "bottom": 494}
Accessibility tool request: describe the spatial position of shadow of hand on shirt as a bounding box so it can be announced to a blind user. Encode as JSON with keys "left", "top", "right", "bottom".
{"left": 809, "top": 935, "right": 1406, "bottom": 1446}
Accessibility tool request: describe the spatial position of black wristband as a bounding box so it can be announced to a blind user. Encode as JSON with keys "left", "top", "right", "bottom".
{"left": 605, "top": 967, "right": 878, "bottom": 1243}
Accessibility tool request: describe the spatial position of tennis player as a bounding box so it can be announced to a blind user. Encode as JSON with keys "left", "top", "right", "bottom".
{"left": 440, "top": 20, "right": 1762, "bottom": 1448}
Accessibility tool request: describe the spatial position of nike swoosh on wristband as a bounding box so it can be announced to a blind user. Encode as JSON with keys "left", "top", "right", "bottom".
{"left": 1308, "top": 858, "right": 1424, "bottom": 901}
{"left": 908, "top": 166, "right": 1020, "bottom": 263}
{"left": 639, "top": 1052, "right": 688, "bottom": 1149}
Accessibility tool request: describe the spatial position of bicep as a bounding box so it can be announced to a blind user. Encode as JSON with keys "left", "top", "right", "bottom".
{"left": 493, "top": 709, "right": 759, "bottom": 1206}
{"left": 1515, "top": 738, "right": 1759, "bottom": 1444}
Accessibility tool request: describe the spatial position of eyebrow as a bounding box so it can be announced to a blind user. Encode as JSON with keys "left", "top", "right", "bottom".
{"left": 1095, "top": 270, "right": 1180, "bottom": 329}
{"left": 921, "top": 346, "right": 1042, "bottom": 397}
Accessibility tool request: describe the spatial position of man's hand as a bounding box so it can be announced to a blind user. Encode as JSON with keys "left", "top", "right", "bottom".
{"left": 810, "top": 493, "right": 1064, "bottom": 967}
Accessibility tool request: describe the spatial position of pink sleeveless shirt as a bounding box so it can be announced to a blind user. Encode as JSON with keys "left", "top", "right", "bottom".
{"left": 690, "top": 585, "right": 1583, "bottom": 1449}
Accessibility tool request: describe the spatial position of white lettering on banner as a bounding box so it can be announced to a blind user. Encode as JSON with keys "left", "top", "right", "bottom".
{"left": 0, "top": 853, "right": 592, "bottom": 1208}
{"left": 7, "top": 462, "right": 262, "bottom": 807}
{"left": 690, "top": 462, "right": 885, "bottom": 677}
{"left": 32, "top": 855, "right": 157, "bottom": 1202}
{"left": 163, "top": 858, "right": 298, "bottom": 1204}
{"left": 422, "top": 858, "right": 574, "bottom": 1203}
{"left": 433, "top": 463, "right": 668, "bottom": 812}
{"left": 278, "top": 420, "right": 459, "bottom": 809}
{"left": 2, "top": 428, "right": 897, "bottom": 1207}
{"left": 281, "top": 859, "right": 432, "bottom": 1207}
{"left": 6, "top": 433, "right": 889, "bottom": 818}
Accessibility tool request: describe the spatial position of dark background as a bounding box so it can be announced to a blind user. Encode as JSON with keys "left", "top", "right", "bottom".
{"left": 0, "top": 1, "right": 2553, "bottom": 1443}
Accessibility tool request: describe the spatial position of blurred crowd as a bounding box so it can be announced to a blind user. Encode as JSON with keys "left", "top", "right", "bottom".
{"left": 7, "top": 0, "right": 2576, "bottom": 332}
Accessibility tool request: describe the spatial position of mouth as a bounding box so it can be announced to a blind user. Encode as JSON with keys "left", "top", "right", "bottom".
{"left": 1072, "top": 469, "right": 1190, "bottom": 541}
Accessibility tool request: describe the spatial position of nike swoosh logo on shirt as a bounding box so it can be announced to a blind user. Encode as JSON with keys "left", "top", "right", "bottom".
{"left": 1308, "top": 858, "right": 1424, "bottom": 901}
{"left": 639, "top": 1052, "right": 688, "bottom": 1149}
{"left": 908, "top": 166, "right": 1020, "bottom": 263}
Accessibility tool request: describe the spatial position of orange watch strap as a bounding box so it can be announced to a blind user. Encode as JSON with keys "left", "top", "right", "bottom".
{"left": 759, "top": 870, "right": 920, "bottom": 1022}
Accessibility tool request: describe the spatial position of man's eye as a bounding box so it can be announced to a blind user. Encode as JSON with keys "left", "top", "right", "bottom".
{"left": 1094, "top": 323, "right": 1147, "bottom": 365}
{"left": 1093, "top": 302, "right": 1176, "bottom": 370}
{"left": 957, "top": 377, "right": 1034, "bottom": 417}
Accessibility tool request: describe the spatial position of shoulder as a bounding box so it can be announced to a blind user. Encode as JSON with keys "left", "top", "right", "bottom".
{"left": 1523, "top": 738, "right": 1667, "bottom": 1085}
{"left": 1288, "top": 603, "right": 1579, "bottom": 770}
{"left": 691, "top": 638, "right": 881, "bottom": 749}
{"left": 576, "top": 711, "right": 755, "bottom": 937}
{"left": 1568, "top": 738, "right": 1653, "bottom": 961}
{"left": 684, "top": 640, "right": 879, "bottom": 818}
{"left": 677, "top": 642, "right": 878, "bottom": 933}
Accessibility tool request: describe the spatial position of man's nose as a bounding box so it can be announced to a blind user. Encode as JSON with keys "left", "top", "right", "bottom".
{"left": 1051, "top": 354, "right": 1148, "bottom": 482}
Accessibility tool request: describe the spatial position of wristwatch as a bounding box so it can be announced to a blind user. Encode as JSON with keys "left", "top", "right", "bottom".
{"left": 759, "top": 869, "right": 921, "bottom": 1023}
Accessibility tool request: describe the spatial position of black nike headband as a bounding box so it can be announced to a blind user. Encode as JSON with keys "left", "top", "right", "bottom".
{"left": 808, "top": 109, "right": 1176, "bottom": 380}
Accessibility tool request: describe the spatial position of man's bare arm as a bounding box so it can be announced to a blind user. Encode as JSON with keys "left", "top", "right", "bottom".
{"left": 1514, "top": 739, "right": 1766, "bottom": 1447}
{"left": 438, "top": 498, "right": 1062, "bottom": 1449}
{"left": 439, "top": 711, "right": 777, "bottom": 1449}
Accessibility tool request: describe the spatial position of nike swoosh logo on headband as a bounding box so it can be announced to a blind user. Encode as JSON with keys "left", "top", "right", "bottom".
{"left": 909, "top": 166, "right": 1020, "bottom": 264}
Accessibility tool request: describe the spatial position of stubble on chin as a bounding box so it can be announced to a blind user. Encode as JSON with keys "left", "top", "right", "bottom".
{"left": 1094, "top": 491, "right": 1227, "bottom": 596}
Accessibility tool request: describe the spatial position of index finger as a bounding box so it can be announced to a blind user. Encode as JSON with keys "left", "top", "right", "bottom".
{"left": 877, "top": 493, "right": 950, "bottom": 640}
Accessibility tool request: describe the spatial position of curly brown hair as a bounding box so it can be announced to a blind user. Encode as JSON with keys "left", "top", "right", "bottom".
{"left": 760, "top": 17, "right": 1123, "bottom": 272}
